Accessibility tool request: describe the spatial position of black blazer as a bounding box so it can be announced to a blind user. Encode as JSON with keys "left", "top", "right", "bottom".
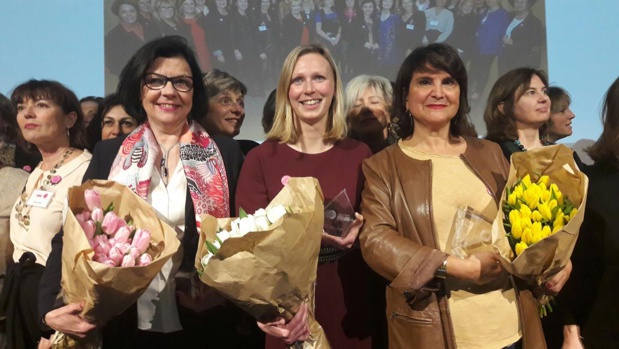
{"left": 38, "top": 134, "right": 244, "bottom": 325}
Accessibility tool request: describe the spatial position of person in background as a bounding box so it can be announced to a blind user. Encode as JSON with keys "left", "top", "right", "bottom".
{"left": 105, "top": 0, "right": 147, "bottom": 78}
{"left": 0, "top": 93, "right": 29, "bottom": 293}
{"left": 398, "top": 0, "right": 427, "bottom": 58}
{"left": 281, "top": 0, "right": 314, "bottom": 56}
{"left": 345, "top": 74, "right": 398, "bottom": 153}
{"left": 86, "top": 94, "right": 139, "bottom": 152}
{"left": 38, "top": 36, "right": 248, "bottom": 349}
{"left": 253, "top": 0, "right": 281, "bottom": 96}
{"left": 468, "top": 0, "right": 509, "bottom": 101}
{"left": 557, "top": 76, "right": 619, "bottom": 349}
{"left": 423, "top": 0, "right": 454, "bottom": 44}
{"left": 179, "top": 0, "right": 212, "bottom": 72}
{"left": 315, "top": 0, "right": 342, "bottom": 62}
{"left": 201, "top": 69, "right": 258, "bottom": 155}
{"left": 0, "top": 80, "right": 91, "bottom": 349}
{"left": 136, "top": 0, "right": 158, "bottom": 34}
{"left": 231, "top": 0, "right": 258, "bottom": 95}
{"left": 377, "top": 0, "right": 400, "bottom": 80}
{"left": 498, "top": 0, "right": 544, "bottom": 75}
{"left": 205, "top": 0, "right": 235, "bottom": 71}
{"left": 0, "top": 94, "right": 39, "bottom": 172}
{"left": 359, "top": 43, "right": 547, "bottom": 349}
{"left": 152, "top": 0, "right": 193, "bottom": 38}
{"left": 79, "top": 96, "right": 101, "bottom": 127}
{"left": 543, "top": 86, "right": 575, "bottom": 144}
{"left": 447, "top": 0, "right": 478, "bottom": 67}
{"left": 236, "top": 44, "right": 379, "bottom": 348}
{"left": 194, "top": 0, "right": 209, "bottom": 16}
{"left": 347, "top": 0, "right": 379, "bottom": 77}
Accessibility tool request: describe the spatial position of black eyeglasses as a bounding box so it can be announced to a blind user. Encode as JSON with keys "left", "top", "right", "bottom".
{"left": 143, "top": 73, "right": 194, "bottom": 92}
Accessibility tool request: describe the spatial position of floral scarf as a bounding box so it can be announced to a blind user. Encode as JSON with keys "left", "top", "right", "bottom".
{"left": 109, "top": 121, "right": 230, "bottom": 222}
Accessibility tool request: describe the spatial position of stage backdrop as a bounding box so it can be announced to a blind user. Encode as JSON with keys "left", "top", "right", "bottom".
{"left": 104, "top": 0, "right": 548, "bottom": 140}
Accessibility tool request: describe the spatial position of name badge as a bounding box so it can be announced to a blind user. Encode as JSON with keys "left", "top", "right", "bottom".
{"left": 259, "top": 25, "right": 267, "bottom": 31}
{"left": 406, "top": 24, "right": 415, "bottom": 30}
{"left": 26, "top": 189, "right": 54, "bottom": 208}
{"left": 430, "top": 20, "right": 439, "bottom": 26}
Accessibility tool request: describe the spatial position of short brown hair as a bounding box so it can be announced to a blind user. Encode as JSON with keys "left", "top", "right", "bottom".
{"left": 484, "top": 68, "right": 548, "bottom": 143}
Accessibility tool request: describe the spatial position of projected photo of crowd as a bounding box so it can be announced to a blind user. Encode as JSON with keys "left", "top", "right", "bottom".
{"left": 104, "top": 0, "right": 547, "bottom": 136}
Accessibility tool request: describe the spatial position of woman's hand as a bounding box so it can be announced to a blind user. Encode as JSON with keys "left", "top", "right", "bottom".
{"left": 256, "top": 303, "right": 310, "bottom": 345}
{"left": 503, "top": 36, "right": 513, "bottom": 45}
{"left": 321, "top": 213, "right": 364, "bottom": 250}
{"left": 44, "top": 302, "right": 96, "bottom": 339}
{"left": 447, "top": 252, "right": 504, "bottom": 284}
{"left": 176, "top": 281, "right": 227, "bottom": 313}
{"left": 38, "top": 337, "right": 52, "bottom": 349}
{"left": 562, "top": 325, "right": 584, "bottom": 349}
{"left": 544, "top": 260, "right": 572, "bottom": 295}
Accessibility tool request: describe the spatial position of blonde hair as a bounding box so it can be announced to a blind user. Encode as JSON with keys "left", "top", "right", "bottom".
{"left": 345, "top": 74, "right": 393, "bottom": 114}
{"left": 267, "top": 44, "right": 347, "bottom": 144}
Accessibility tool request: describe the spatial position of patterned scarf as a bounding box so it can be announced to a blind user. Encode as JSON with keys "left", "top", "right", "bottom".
{"left": 109, "top": 121, "right": 230, "bottom": 223}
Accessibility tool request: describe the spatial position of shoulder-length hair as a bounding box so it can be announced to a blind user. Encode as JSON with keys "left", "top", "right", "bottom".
{"left": 10, "top": 79, "right": 89, "bottom": 150}
{"left": 484, "top": 67, "right": 548, "bottom": 143}
{"left": 588, "top": 76, "right": 619, "bottom": 167}
{"left": 267, "top": 44, "right": 347, "bottom": 144}
{"left": 117, "top": 35, "right": 207, "bottom": 123}
{"left": 392, "top": 43, "right": 476, "bottom": 139}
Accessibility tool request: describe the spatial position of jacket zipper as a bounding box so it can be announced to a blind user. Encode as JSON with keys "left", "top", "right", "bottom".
{"left": 389, "top": 311, "right": 433, "bottom": 325}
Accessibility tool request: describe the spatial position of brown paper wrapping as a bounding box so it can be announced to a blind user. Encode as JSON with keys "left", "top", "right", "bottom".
{"left": 196, "top": 177, "right": 330, "bottom": 349}
{"left": 52, "top": 180, "right": 180, "bottom": 348}
{"left": 490, "top": 145, "right": 588, "bottom": 282}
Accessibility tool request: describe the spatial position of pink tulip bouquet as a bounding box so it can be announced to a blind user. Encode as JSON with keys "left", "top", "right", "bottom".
{"left": 76, "top": 189, "right": 153, "bottom": 267}
{"left": 52, "top": 180, "right": 180, "bottom": 348}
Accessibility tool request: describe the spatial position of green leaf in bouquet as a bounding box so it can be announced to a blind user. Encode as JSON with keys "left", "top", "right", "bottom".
{"left": 215, "top": 235, "right": 223, "bottom": 245}
{"left": 205, "top": 240, "right": 219, "bottom": 255}
{"left": 95, "top": 221, "right": 103, "bottom": 236}
{"left": 104, "top": 201, "right": 115, "bottom": 214}
{"left": 239, "top": 207, "right": 248, "bottom": 218}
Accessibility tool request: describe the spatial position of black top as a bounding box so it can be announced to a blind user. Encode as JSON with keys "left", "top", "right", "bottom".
{"left": 556, "top": 161, "right": 619, "bottom": 346}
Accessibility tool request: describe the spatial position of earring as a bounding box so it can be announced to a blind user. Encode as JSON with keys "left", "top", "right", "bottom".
{"left": 405, "top": 108, "right": 413, "bottom": 119}
{"left": 66, "top": 128, "right": 70, "bottom": 138}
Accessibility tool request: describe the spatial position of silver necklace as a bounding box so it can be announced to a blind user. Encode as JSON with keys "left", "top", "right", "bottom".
{"left": 159, "top": 142, "right": 179, "bottom": 180}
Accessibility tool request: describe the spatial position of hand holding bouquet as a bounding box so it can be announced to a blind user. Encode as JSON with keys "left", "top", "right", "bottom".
{"left": 52, "top": 180, "right": 180, "bottom": 348}
{"left": 196, "top": 177, "right": 330, "bottom": 349}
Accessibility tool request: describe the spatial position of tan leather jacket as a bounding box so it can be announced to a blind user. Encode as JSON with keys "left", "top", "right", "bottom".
{"left": 360, "top": 137, "right": 546, "bottom": 349}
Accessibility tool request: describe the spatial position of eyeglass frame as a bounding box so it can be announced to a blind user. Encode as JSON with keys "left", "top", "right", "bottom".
{"left": 143, "top": 72, "right": 195, "bottom": 92}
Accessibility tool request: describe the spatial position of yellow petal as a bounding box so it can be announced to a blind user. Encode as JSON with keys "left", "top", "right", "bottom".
{"left": 569, "top": 208, "right": 578, "bottom": 221}
{"left": 538, "top": 203, "right": 552, "bottom": 221}
{"left": 515, "top": 241, "right": 528, "bottom": 256}
{"left": 552, "top": 224, "right": 563, "bottom": 234}
{"left": 537, "top": 175, "right": 550, "bottom": 187}
{"left": 508, "top": 192, "right": 517, "bottom": 206}
{"left": 522, "top": 174, "right": 532, "bottom": 187}
{"left": 512, "top": 220, "right": 523, "bottom": 239}
{"left": 520, "top": 204, "right": 532, "bottom": 218}
{"left": 542, "top": 225, "right": 551, "bottom": 238}
{"left": 532, "top": 210, "right": 543, "bottom": 222}
{"left": 522, "top": 228, "right": 532, "bottom": 245}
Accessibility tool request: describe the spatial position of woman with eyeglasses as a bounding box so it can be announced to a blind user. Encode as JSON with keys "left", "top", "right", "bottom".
{"left": 38, "top": 36, "right": 247, "bottom": 349}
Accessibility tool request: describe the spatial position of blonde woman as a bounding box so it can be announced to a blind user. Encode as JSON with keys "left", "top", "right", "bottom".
{"left": 236, "top": 44, "right": 378, "bottom": 348}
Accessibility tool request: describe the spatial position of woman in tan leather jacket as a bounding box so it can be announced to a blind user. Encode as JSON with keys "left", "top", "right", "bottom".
{"left": 359, "top": 43, "right": 547, "bottom": 349}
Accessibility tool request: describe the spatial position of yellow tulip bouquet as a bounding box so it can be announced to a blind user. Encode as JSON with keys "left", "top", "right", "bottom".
{"left": 495, "top": 145, "right": 588, "bottom": 317}
{"left": 504, "top": 174, "right": 578, "bottom": 257}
